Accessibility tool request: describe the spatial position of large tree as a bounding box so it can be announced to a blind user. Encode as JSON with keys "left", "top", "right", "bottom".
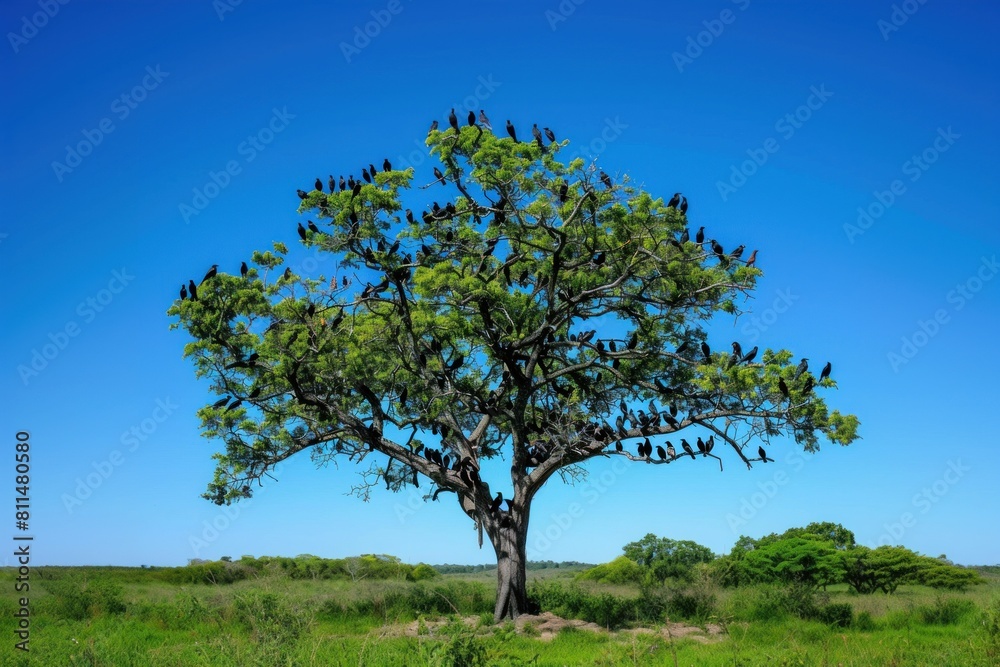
{"left": 169, "top": 116, "right": 859, "bottom": 621}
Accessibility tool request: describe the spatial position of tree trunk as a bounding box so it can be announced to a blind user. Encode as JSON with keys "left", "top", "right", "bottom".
{"left": 492, "top": 518, "right": 531, "bottom": 622}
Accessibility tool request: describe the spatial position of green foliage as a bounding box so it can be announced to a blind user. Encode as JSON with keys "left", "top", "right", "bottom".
{"left": 412, "top": 563, "right": 441, "bottom": 581}
{"left": 167, "top": 117, "right": 859, "bottom": 525}
{"left": 981, "top": 597, "right": 1000, "bottom": 664}
{"left": 41, "top": 577, "right": 127, "bottom": 620}
{"left": 840, "top": 545, "right": 983, "bottom": 595}
{"left": 576, "top": 556, "right": 644, "bottom": 585}
{"left": 915, "top": 597, "right": 977, "bottom": 625}
{"left": 816, "top": 602, "right": 854, "bottom": 628}
{"left": 729, "top": 536, "right": 843, "bottom": 588}
{"left": 620, "top": 533, "right": 715, "bottom": 583}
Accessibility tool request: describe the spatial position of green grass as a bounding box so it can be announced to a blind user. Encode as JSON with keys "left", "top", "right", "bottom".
{"left": 1, "top": 566, "right": 997, "bottom": 666}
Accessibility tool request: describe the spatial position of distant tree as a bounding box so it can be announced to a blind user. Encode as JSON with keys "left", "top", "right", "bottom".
{"left": 410, "top": 563, "right": 439, "bottom": 581}
{"left": 170, "top": 117, "right": 860, "bottom": 620}
{"left": 919, "top": 562, "right": 983, "bottom": 591}
{"left": 577, "top": 556, "right": 645, "bottom": 585}
{"left": 737, "top": 536, "right": 843, "bottom": 588}
{"left": 622, "top": 533, "right": 715, "bottom": 582}
{"left": 842, "top": 546, "right": 983, "bottom": 594}
{"left": 220, "top": 555, "right": 232, "bottom": 562}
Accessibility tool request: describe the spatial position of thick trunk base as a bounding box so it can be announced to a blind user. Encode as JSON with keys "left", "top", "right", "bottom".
{"left": 493, "top": 525, "right": 535, "bottom": 621}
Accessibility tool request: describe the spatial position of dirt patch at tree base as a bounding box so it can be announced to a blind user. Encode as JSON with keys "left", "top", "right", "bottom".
{"left": 397, "top": 612, "right": 726, "bottom": 643}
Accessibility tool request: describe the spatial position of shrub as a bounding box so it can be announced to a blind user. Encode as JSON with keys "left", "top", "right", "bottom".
{"left": 916, "top": 597, "right": 976, "bottom": 626}
{"left": 981, "top": 597, "right": 1000, "bottom": 664}
{"left": 576, "top": 556, "right": 644, "bottom": 585}
{"left": 853, "top": 610, "right": 876, "bottom": 631}
{"left": 817, "top": 603, "right": 853, "bottom": 628}
{"left": 665, "top": 587, "right": 716, "bottom": 623}
{"left": 232, "top": 590, "right": 310, "bottom": 645}
{"left": 412, "top": 563, "right": 440, "bottom": 581}
{"left": 43, "top": 577, "right": 126, "bottom": 620}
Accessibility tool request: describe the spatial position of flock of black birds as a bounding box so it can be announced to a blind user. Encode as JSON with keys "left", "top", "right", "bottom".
{"left": 176, "top": 108, "right": 834, "bottom": 492}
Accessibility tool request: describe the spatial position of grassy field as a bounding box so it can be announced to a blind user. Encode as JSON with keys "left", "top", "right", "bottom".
{"left": 2, "top": 564, "right": 997, "bottom": 666}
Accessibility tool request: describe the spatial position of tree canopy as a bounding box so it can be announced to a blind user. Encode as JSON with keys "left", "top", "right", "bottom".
{"left": 169, "top": 114, "right": 860, "bottom": 619}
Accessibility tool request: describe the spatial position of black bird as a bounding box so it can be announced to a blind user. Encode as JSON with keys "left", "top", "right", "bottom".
{"left": 347, "top": 175, "right": 356, "bottom": 189}
{"left": 328, "top": 175, "right": 336, "bottom": 192}
{"left": 383, "top": 158, "right": 392, "bottom": 172}
{"left": 615, "top": 441, "right": 623, "bottom": 452}
{"left": 656, "top": 445, "right": 667, "bottom": 460}
{"left": 352, "top": 182, "right": 362, "bottom": 198}
{"left": 697, "top": 437, "right": 706, "bottom": 454}
{"left": 732, "top": 341, "right": 743, "bottom": 359}
{"left": 679, "top": 197, "right": 688, "bottom": 215}
{"left": 212, "top": 396, "right": 230, "bottom": 409}
{"left": 599, "top": 171, "right": 612, "bottom": 189}
{"left": 701, "top": 341, "right": 711, "bottom": 361}
{"left": 681, "top": 439, "right": 695, "bottom": 459}
{"left": 676, "top": 341, "right": 689, "bottom": 355}
{"left": 711, "top": 239, "right": 724, "bottom": 257}
{"left": 188, "top": 280, "right": 198, "bottom": 301}
{"left": 341, "top": 276, "right": 349, "bottom": 287}
{"left": 448, "top": 108, "right": 459, "bottom": 132}
{"left": 283, "top": 267, "right": 292, "bottom": 280}
{"left": 695, "top": 226, "right": 705, "bottom": 244}
{"left": 730, "top": 245, "right": 745, "bottom": 260}
{"left": 803, "top": 377, "right": 814, "bottom": 394}
{"left": 746, "top": 249, "right": 758, "bottom": 267}
{"left": 820, "top": 362, "right": 832, "bottom": 381}
{"left": 405, "top": 209, "right": 415, "bottom": 224}
{"left": 369, "top": 163, "right": 378, "bottom": 180}
{"left": 339, "top": 176, "right": 347, "bottom": 191}
{"left": 429, "top": 119, "right": 439, "bottom": 133}
{"left": 705, "top": 436, "right": 715, "bottom": 455}
{"left": 758, "top": 446, "right": 769, "bottom": 462}
{"left": 296, "top": 189, "right": 308, "bottom": 200}
{"left": 778, "top": 378, "right": 790, "bottom": 399}
{"left": 668, "top": 193, "right": 681, "bottom": 209}
{"left": 200, "top": 264, "right": 218, "bottom": 284}
{"left": 468, "top": 110, "right": 476, "bottom": 126}
{"left": 742, "top": 346, "right": 758, "bottom": 364}
{"left": 627, "top": 332, "right": 638, "bottom": 350}
{"left": 558, "top": 183, "right": 568, "bottom": 203}
{"left": 593, "top": 251, "right": 605, "bottom": 266}
{"left": 794, "top": 358, "right": 809, "bottom": 380}
{"left": 679, "top": 228, "right": 689, "bottom": 244}
{"left": 179, "top": 284, "right": 187, "bottom": 300}
{"left": 315, "top": 177, "right": 323, "bottom": 192}
{"left": 479, "top": 110, "right": 492, "bottom": 129}
{"left": 506, "top": 120, "right": 517, "bottom": 141}
{"left": 248, "top": 386, "right": 261, "bottom": 399}
{"left": 490, "top": 492, "right": 503, "bottom": 514}
{"left": 362, "top": 168, "right": 371, "bottom": 183}
{"left": 226, "top": 399, "right": 242, "bottom": 412}
{"left": 308, "top": 220, "right": 320, "bottom": 234}
{"left": 240, "top": 261, "right": 248, "bottom": 278}
{"left": 433, "top": 167, "right": 445, "bottom": 185}
{"left": 531, "top": 123, "right": 542, "bottom": 142}
{"left": 544, "top": 127, "right": 556, "bottom": 142}
{"left": 297, "top": 222, "right": 307, "bottom": 240}
{"left": 608, "top": 340, "right": 617, "bottom": 352}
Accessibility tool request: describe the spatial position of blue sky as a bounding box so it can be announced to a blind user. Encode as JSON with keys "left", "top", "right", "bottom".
{"left": 2, "top": 0, "right": 998, "bottom": 568}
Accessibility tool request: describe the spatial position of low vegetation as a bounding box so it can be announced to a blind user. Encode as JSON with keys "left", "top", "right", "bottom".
{"left": 1, "top": 523, "right": 994, "bottom": 666}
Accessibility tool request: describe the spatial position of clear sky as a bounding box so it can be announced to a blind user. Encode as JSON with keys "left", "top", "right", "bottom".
{"left": 2, "top": 0, "right": 998, "bottom": 569}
